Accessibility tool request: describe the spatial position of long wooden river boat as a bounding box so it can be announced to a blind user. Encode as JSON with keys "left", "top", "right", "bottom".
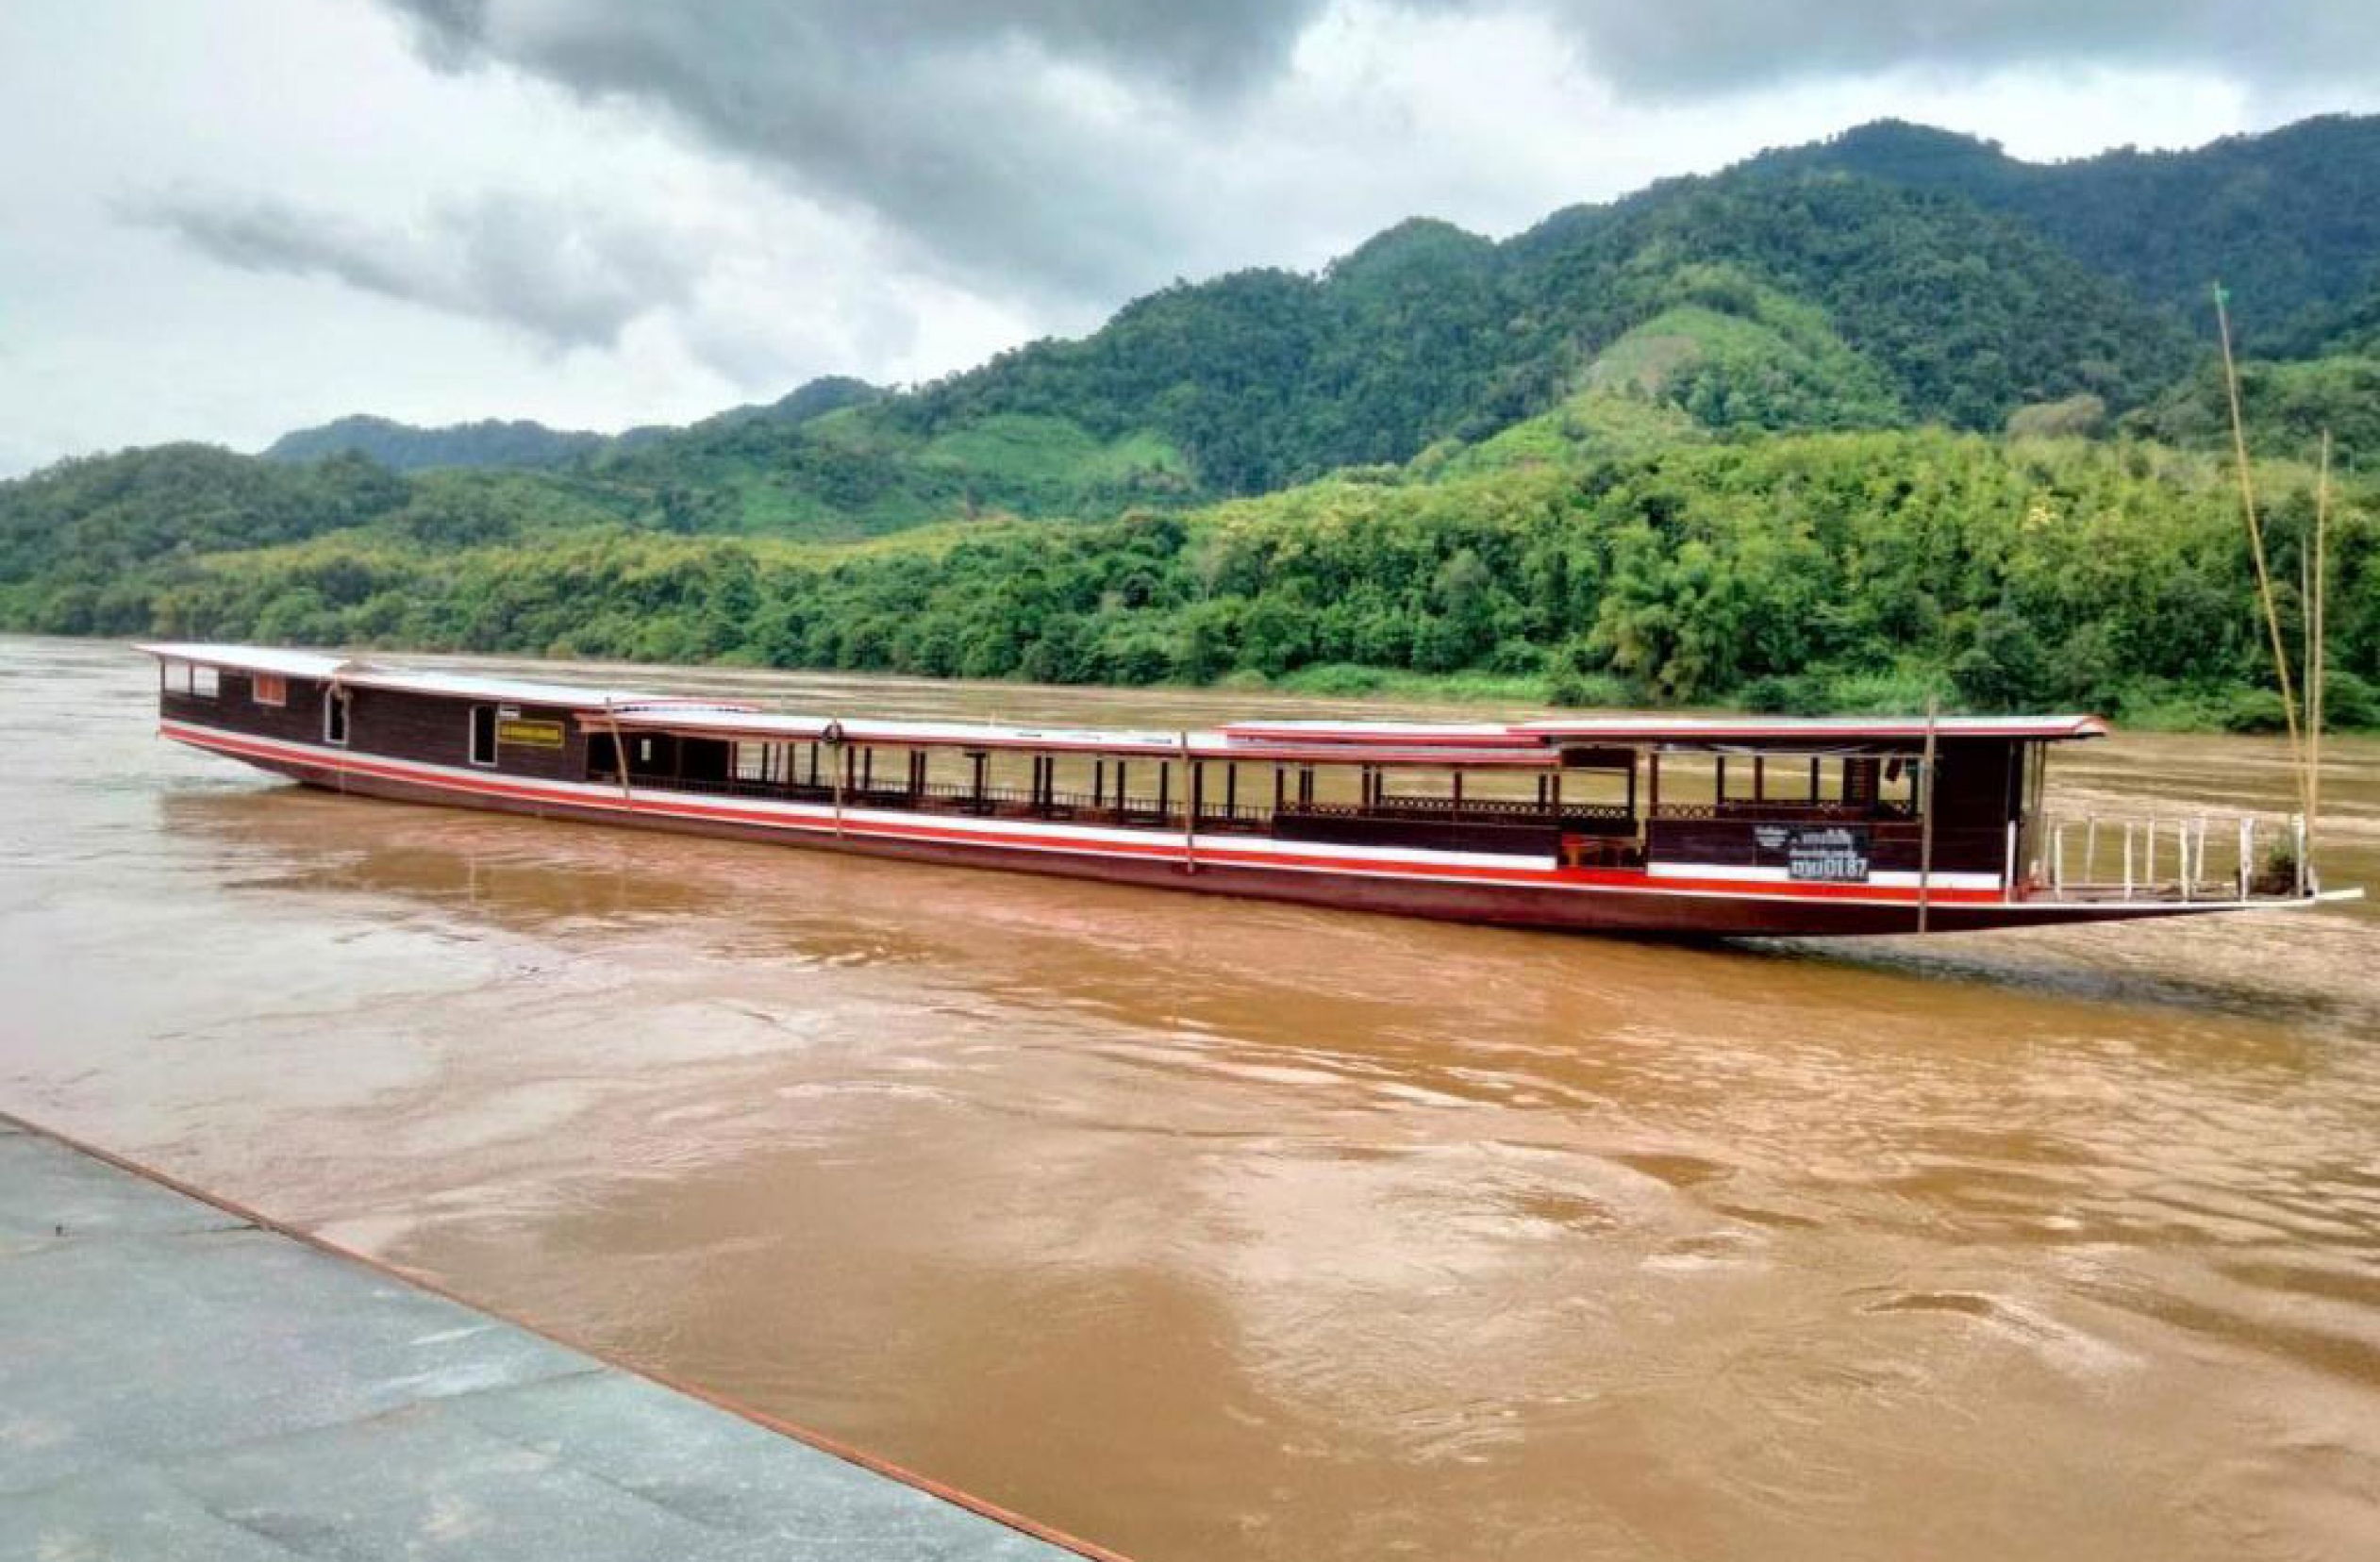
{"left": 145, "top": 643, "right": 2357, "bottom": 939}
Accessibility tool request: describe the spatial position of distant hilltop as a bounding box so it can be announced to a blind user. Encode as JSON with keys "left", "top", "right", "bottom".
{"left": 261, "top": 376, "right": 886, "bottom": 474}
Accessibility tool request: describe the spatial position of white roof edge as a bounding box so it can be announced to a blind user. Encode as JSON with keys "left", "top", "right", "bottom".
{"left": 136, "top": 640, "right": 701, "bottom": 709}
{"left": 134, "top": 644, "right": 2105, "bottom": 746}
{"left": 136, "top": 641, "right": 356, "bottom": 679}
{"left": 1511, "top": 714, "right": 2108, "bottom": 739}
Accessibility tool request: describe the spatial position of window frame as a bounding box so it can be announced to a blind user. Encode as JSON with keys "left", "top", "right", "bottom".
{"left": 323, "top": 688, "right": 350, "bottom": 747}
{"left": 251, "top": 673, "right": 287, "bottom": 707}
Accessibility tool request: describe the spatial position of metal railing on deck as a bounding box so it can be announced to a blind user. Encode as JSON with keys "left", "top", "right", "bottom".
{"left": 2033, "top": 811, "right": 2312, "bottom": 903}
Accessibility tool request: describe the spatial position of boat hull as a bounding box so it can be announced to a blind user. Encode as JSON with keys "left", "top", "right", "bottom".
{"left": 166, "top": 720, "right": 2271, "bottom": 939}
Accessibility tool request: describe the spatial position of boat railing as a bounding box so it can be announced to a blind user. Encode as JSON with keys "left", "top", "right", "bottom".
{"left": 1291, "top": 797, "right": 1635, "bottom": 824}
{"left": 2030, "top": 810, "right": 2315, "bottom": 904}
{"left": 1651, "top": 801, "right": 1918, "bottom": 822}
{"left": 591, "top": 769, "right": 1278, "bottom": 831}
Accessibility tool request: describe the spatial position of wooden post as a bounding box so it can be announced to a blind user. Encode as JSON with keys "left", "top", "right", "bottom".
{"left": 1916, "top": 697, "right": 1940, "bottom": 933}
{"left": 603, "top": 701, "right": 636, "bottom": 809}
{"left": 826, "top": 723, "right": 845, "bottom": 837}
{"left": 1180, "top": 731, "right": 1197, "bottom": 872}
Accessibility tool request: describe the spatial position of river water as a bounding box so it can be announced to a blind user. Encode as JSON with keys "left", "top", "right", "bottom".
{"left": 4, "top": 633, "right": 2377, "bottom": 1560}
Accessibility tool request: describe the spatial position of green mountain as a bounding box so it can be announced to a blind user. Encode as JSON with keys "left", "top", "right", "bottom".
{"left": 262, "top": 414, "right": 610, "bottom": 472}
{"left": 1748, "top": 115, "right": 2380, "bottom": 342}
{"left": 261, "top": 376, "right": 889, "bottom": 474}
{"left": 7, "top": 113, "right": 2376, "bottom": 729}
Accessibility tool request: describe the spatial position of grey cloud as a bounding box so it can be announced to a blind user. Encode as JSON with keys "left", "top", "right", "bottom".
{"left": 364, "top": 0, "right": 2380, "bottom": 311}
{"left": 130, "top": 189, "right": 699, "bottom": 350}
{"left": 374, "top": 0, "right": 1344, "bottom": 303}
{"left": 1528, "top": 1, "right": 2380, "bottom": 98}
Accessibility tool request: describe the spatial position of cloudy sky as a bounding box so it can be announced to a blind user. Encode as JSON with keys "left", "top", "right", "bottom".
{"left": 4, "top": 1, "right": 2374, "bottom": 475}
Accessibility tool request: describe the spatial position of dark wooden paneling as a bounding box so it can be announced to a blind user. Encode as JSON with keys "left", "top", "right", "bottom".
{"left": 165, "top": 678, "right": 592, "bottom": 783}
{"left": 163, "top": 672, "right": 328, "bottom": 744}
{"left": 1274, "top": 811, "right": 1562, "bottom": 857}
{"left": 346, "top": 688, "right": 590, "bottom": 781}
{"left": 1649, "top": 818, "right": 2004, "bottom": 873}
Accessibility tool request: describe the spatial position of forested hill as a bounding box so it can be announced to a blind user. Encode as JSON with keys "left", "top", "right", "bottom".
{"left": 260, "top": 377, "right": 887, "bottom": 474}
{"left": 263, "top": 415, "right": 611, "bottom": 473}
{"left": 5, "top": 114, "right": 2376, "bottom": 730}
{"left": 1742, "top": 115, "right": 2380, "bottom": 345}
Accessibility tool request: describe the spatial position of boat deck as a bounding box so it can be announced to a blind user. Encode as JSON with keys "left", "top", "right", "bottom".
{"left": 0, "top": 1115, "right": 1113, "bottom": 1562}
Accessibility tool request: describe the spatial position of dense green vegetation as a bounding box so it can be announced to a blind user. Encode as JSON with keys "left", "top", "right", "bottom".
{"left": 6, "top": 114, "right": 2377, "bottom": 732}
{"left": 11, "top": 415, "right": 2368, "bottom": 733}
{"left": 263, "top": 415, "right": 612, "bottom": 472}
{"left": 1755, "top": 116, "right": 2380, "bottom": 345}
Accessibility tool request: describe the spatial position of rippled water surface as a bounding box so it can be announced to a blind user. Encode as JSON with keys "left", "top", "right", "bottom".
{"left": 4, "top": 634, "right": 2378, "bottom": 1560}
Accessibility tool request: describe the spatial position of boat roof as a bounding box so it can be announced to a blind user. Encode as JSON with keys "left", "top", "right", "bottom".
{"left": 136, "top": 642, "right": 736, "bottom": 713}
{"left": 137, "top": 642, "right": 354, "bottom": 681}
{"left": 138, "top": 643, "right": 2107, "bottom": 756}
{"left": 589, "top": 706, "right": 1563, "bottom": 767}
{"left": 1513, "top": 713, "right": 2109, "bottom": 743}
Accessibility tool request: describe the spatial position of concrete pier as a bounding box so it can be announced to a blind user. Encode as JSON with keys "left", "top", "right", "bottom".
{"left": 0, "top": 1116, "right": 1112, "bottom": 1561}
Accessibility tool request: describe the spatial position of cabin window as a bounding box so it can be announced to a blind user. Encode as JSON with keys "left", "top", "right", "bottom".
{"left": 163, "top": 660, "right": 221, "bottom": 698}
{"left": 734, "top": 741, "right": 775, "bottom": 783}
{"left": 252, "top": 673, "right": 287, "bottom": 707}
{"left": 469, "top": 705, "right": 497, "bottom": 767}
{"left": 324, "top": 689, "right": 350, "bottom": 746}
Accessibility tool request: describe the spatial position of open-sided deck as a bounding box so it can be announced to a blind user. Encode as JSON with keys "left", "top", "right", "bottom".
{"left": 141, "top": 643, "right": 2353, "bottom": 938}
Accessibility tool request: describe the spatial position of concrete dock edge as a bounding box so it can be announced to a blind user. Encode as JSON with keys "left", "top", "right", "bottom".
{"left": 0, "top": 1109, "right": 1134, "bottom": 1562}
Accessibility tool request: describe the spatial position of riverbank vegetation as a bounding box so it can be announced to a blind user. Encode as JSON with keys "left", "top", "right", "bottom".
{"left": 8, "top": 415, "right": 2367, "bottom": 733}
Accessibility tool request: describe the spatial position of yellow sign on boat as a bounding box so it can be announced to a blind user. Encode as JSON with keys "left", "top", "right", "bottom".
{"left": 497, "top": 718, "right": 565, "bottom": 750}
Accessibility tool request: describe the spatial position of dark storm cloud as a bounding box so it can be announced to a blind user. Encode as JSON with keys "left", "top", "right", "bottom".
{"left": 131, "top": 189, "right": 699, "bottom": 350}
{"left": 364, "top": 0, "right": 2380, "bottom": 308}
{"left": 374, "top": 0, "right": 1345, "bottom": 302}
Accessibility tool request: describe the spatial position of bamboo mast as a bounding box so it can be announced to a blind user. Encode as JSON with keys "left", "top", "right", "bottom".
{"left": 2212, "top": 284, "right": 2309, "bottom": 826}
{"left": 2309, "top": 428, "right": 2331, "bottom": 885}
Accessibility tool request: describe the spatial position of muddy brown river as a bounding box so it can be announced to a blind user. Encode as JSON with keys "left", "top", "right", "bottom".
{"left": 4, "top": 634, "right": 2377, "bottom": 1560}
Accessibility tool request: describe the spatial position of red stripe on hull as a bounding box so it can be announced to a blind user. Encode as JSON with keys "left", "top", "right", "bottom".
{"left": 173, "top": 726, "right": 2231, "bottom": 939}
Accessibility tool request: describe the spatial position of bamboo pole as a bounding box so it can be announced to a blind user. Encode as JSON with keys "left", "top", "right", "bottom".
{"left": 2309, "top": 428, "right": 2331, "bottom": 889}
{"left": 2212, "top": 284, "right": 2309, "bottom": 821}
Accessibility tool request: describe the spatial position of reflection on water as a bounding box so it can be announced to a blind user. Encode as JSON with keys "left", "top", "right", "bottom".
{"left": 5, "top": 635, "right": 2378, "bottom": 1562}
